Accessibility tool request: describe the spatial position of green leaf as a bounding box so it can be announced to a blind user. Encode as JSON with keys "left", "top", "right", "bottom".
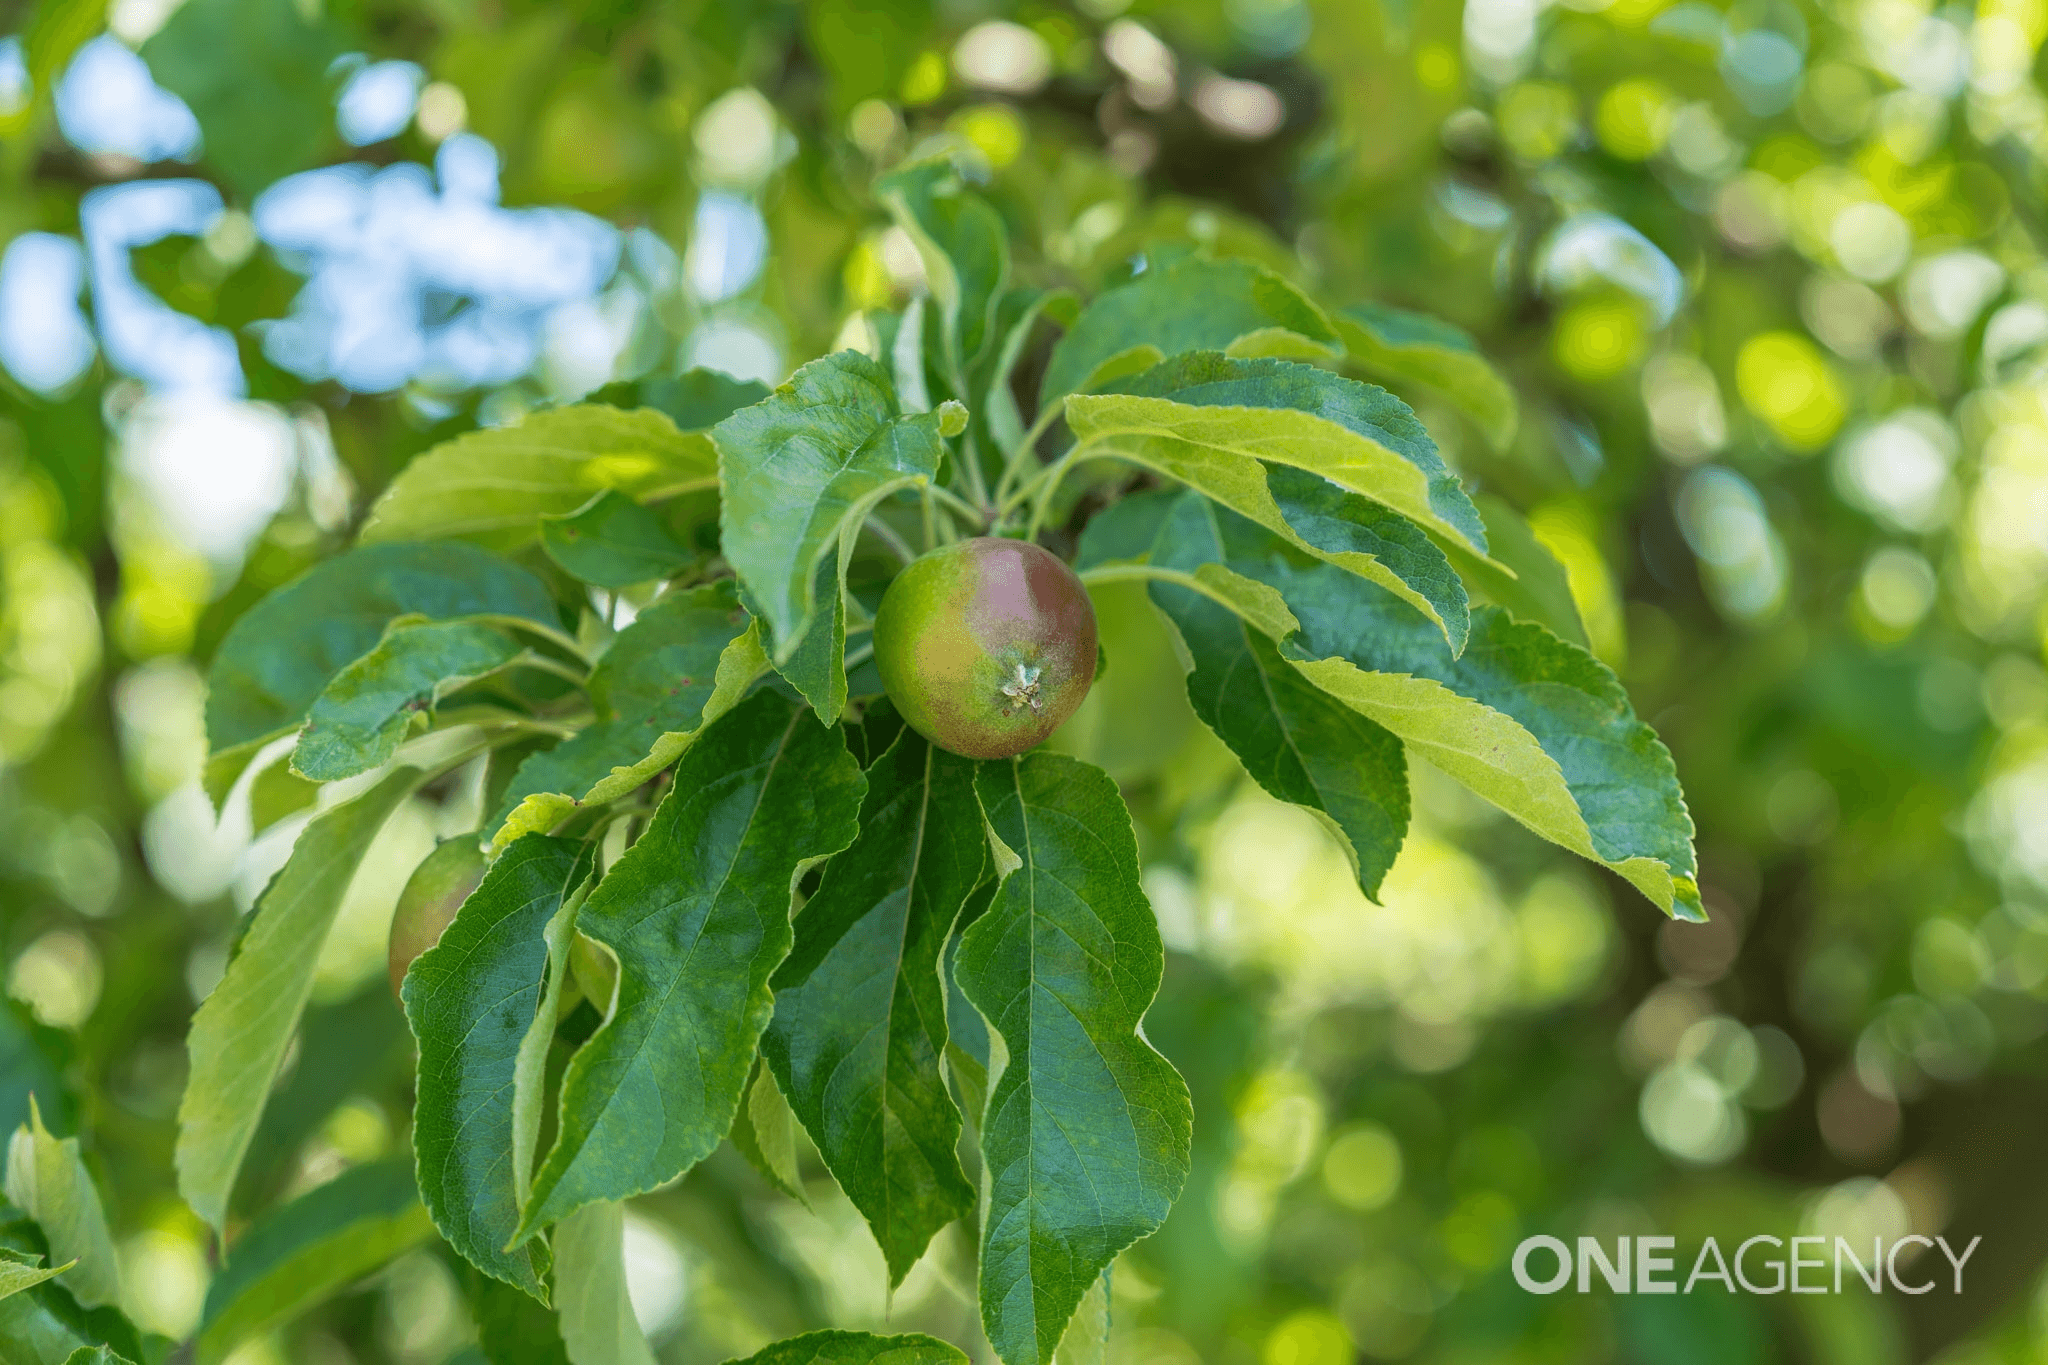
{"left": 248, "top": 760, "right": 318, "bottom": 835}
{"left": 516, "top": 691, "right": 865, "bottom": 1238}
{"left": 1038, "top": 258, "right": 1340, "bottom": 405}
{"left": 359, "top": 407, "right": 719, "bottom": 550}
{"left": 177, "top": 766, "right": 426, "bottom": 1230}
{"left": 140, "top": 0, "right": 345, "bottom": 197}
{"left": 762, "top": 731, "right": 984, "bottom": 1284}
{"left": 1100, "top": 491, "right": 1702, "bottom": 919}
{"left": 464, "top": 1264, "right": 572, "bottom": 1365}
{"left": 1265, "top": 464, "right": 1470, "bottom": 656}
{"left": 1337, "top": 302, "right": 1519, "bottom": 451}
{"left": 540, "top": 490, "right": 699, "bottom": 589}
{"left": 291, "top": 618, "right": 524, "bottom": 781}
{"left": 765, "top": 558, "right": 850, "bottom": 723}
{"left": 1077, "top": 352, "right": 1489, "bottom": 555}
{"left": 1135, "top": 555, "right": 1410, "bottom": 897}
{"left": 1051, "top": 1275, "right": 1109, "bottom": 1365}
{"left": 983, "top": 289, "right": 1080, "bottom": 456}
{"left": 0, "top": 1219, "right": 143, "bottom": 1365}
{"left": 0, "top": 1256, "right": 76, "bottom": 1305}
{"left": 712, "top": 351, "right": 944, "bottom": 665}
{"left": 878, "top": 160, "right": 1010, "bottom": 377}
{"left": 3, "top": 1098, "right": 119, "bottom": 1309}
{"left": 958, "top": 754, "right": 1193, "bottom": 1365}
{"left": 596, "top": 369, "right": 772, "bottom": 431}
{"left": 1447, "top": 493, "right": 1591, "bottom": 649}
{"left": 194, "top": 1160, "right": 433, "bottom": 1364}
{"left": 728, "top": 1063, "right": 808, "bottom": 1204}
{"left": 488, "top": 583, "right": 763, "bottom": 846}
{"left": 552, "top": 1202, "right": 657, "bottom": 1365}
{"left": 511, "top": 890, "right": 587, "bottom": 1209}
{"left": 62, "top": 1349, "right": 133, "bottom": 1365}
{"left": 406, "top": 834, "right": 593, "bottom": 1297}
{"left": 204, "top": 541, "right": 559, "bottom": 759}
{"left": 723, "top": 1330, "right": 969, "bottom": 1365}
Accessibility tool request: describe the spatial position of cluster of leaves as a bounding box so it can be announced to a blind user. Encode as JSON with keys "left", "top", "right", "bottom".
{"left": 37, "top": 159, "right": 1709, "bottom": 1365}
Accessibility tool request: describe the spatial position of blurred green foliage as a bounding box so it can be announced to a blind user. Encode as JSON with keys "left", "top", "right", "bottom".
{"left": 4, "top": 0, "right": 2048, "bottom": 1361}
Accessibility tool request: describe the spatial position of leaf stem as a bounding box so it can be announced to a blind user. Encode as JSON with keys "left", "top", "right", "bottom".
{"left": 993, "top": 396, "right": 1067, "bottom": 508}
{"left": 863, "top": 516, "right": 917, "bottom": 565}
{"left": 514, "top": 653, "right": 590, "bottom": 688}
{"left": 927, "top": 482, "right": 986, "bottom": 533}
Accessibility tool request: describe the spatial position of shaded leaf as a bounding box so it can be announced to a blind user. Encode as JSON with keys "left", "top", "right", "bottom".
{"left": 1099, "top": 495, "right": 1411, "bottom": 897}
{"left": 1265, "top": 464, "right": 1470, "bottom": 656}
{"left": 195, "top": 1161, "right": 433, "bottom": 1364}
{"left": 879, "top": 160, "right": 1009, "bottom": 377}
{"left": 204, "top": 541, "right": 558, "bottom": 761}
{"left": 552, "top": 1202, "right": 657, "bottom": 1365}
{"left": 598, "top": 369, "right": 771, "bottom": 431}
{"left": 62, "top": 1349, "right": 134, "bottom": 1365}
{"left": 291, "top": 618, "right": 523, "bottom": 781}
{"left": 723, "top": 1330, "right": 969, "bottom": 1365}
{"left": 407, "top": 834, "right": 593, "bottom": 1297}
{"left": 1038, "top": 257, "right": 1339, "bottom": 405}
{"left": 0, "top": 1218, "right": 147, "bottom": 1365}
{"left": 540, "top": 490, "right": 698, "bottom": 589}
{"left": 516, "top": 691, "right": 865, "bottom": 1237}
{"left": 488, "top": 583, "right": 764, "bottom": 846}
{"left": 958, "top": 754, "right": 1192, "bottom": 1365}
{"left": 1447, "top": 493, "right": 1591, "bottom": 649}
{"left": 1093, "top": 491, "right": 1701, "bottom": 918}
{"left": 464, "top": 1264, "right": 572, "bottom": 1365}
{"left": 766, "top": 558, "right": 849, "bottom": 723}
{"left": 1338, "top": 302, "right": 1519, "bottom": 451}
{"left": 4, "top": 1097, "right": 119, "bottom": 1308}
{"left": 247, "top": 760, "right": 318, "bottom": 835}
{"left": 141, "top": 0, "right": 345, "bottom": 197}
{"left": 713, "top": 351, "right": 943, "bottom": 667}
{"left": 177, "top": 766, "right": 424, "bottom": 1230}
{"left": 359, "top": 406, "right": 718, "bottom": 550}
{"left": 762, "top": 732, "right": 984, "bottom": 1284}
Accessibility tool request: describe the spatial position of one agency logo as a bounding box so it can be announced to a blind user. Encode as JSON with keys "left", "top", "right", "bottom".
{"left": 1512, "top": 1235, "right": 1982, "bottom": 1296}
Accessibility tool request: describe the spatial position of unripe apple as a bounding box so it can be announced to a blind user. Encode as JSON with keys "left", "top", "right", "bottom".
{"left": 872, "top": 537, "right": 1098, "bottom": 760}
{"left": 388, "top": 838, "right": 487, "bottom": 1002}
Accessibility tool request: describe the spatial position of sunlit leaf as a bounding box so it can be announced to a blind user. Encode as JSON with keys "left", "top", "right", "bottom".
{"left": 176, "top": 766, "right": 425, "bottom": 1230}
{"left": 553, "top": 1202, "right": 657, "bottom": 1365}
{"left": 359, "top": 406, "right": 718, "bottom": 550}
{"left": 3, "top": 1098, "right": 118, "bottom": 1309}
{"left": 958, "top": 753, "right": 1192, "bottom": 1365}
{"left": 712, "top": 351, "right": 944, "bottom": 669}
{"left": 1038, "top": 258, "right": 1340, "bottom": 405}
{"left": 516, "top": 691, "right": 865, "bottom": 1238}
{"left": 0, "top": 1255, "right": 75, "bottom": 1306}
{"left": 291, "top": 618, "right": 523, "bottom": 781}
{"left": 1338, "top": 302, "right": 1519, "bottom": 451}
{"left": 728, "top": 1063, "right": 808, "bottom": 1204}
{"left": 762, "top": 731, "right": 984, "bottom": 1283}
{"left": 723, "top": 1330, "right": 969, "bottom": 1365}
{"left": 203, "top": 541, "right": 559, "bottom": 774}
{"left": 1072, "top": 352, "right": 1488, "bottom": 555}
{"left": 407, "top": 834, "right": 592, "bottom": 1297}
{"left": 195, "top": 1161, "right": 433, "bottom": 1364}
